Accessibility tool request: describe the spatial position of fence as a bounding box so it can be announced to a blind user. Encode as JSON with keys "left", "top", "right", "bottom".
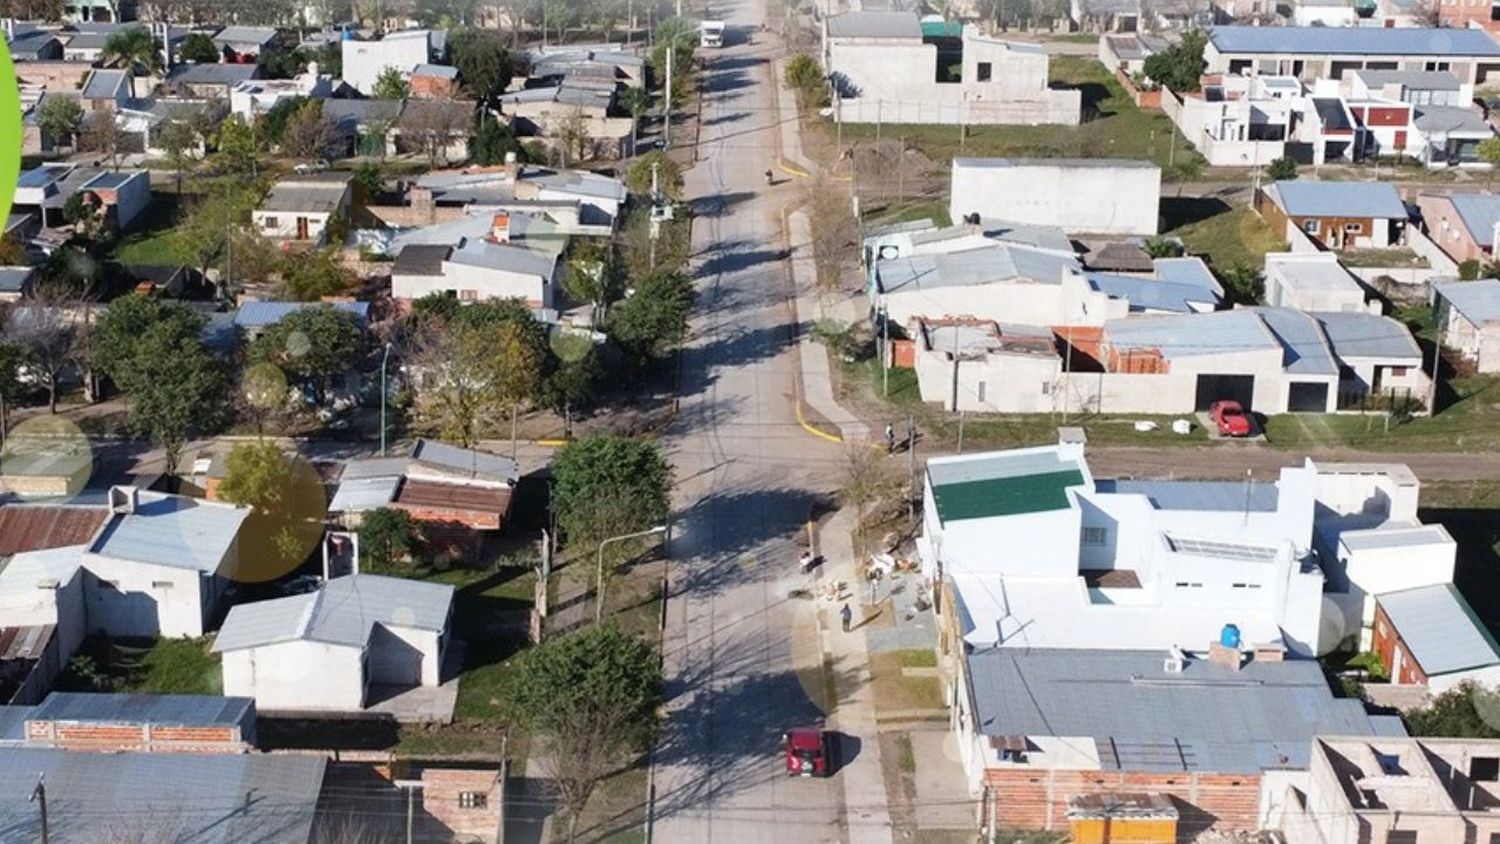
{"left": 1335, "top": 386, "right": 1425, "bottom": 416}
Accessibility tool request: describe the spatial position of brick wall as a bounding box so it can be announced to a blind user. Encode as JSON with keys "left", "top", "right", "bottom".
{"left": 1372, "top": 601, "right": 1429, "bottom": 686}
{"left": 985, "top": 768, "right": 1262, "bottom": 841}
{"left": 26, "top": 721, "right": 246, "bottom": 753}
{"left": 422, "top": 768, "right": 502, "bottom": 842}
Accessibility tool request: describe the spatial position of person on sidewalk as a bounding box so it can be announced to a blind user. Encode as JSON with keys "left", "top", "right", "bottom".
{"left": 840, "top": 602, "right": 853, "bottom": 633}
{"left": 884, "top": 423, "right": 895, "bottom": 454}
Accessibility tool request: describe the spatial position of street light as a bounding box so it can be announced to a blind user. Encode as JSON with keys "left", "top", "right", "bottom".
{"left": 379, "top": 342, "right": 393, "bottom": 457}
{"left": 596, "top": 524, "right": 669, "bottom": 623}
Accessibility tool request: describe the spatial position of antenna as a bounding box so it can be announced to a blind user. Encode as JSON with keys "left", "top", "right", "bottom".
{"left": 1242, "top": 468, "right": 1253, "bottom": 526}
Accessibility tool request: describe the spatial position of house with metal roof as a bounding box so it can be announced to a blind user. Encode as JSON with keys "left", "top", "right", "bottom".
{"left": 21, "top": 691, "right": 257, "bottom": 752}
{"left": 0, "top": 747, "right": 326, "bottom": 843}
{"left": 958, "top": 647, "right": 1395, "bottom": 835}
{"left": 411, "top": 164, "right": 627, "bottom": 227}
{"left": 1264, "top": 252, "right": 1372, "bottom": 314}
{"left": 0, "top": 267, "right": 36, "bottom": 302}
{"left": 1205, "top": 26, "right": 1500, "bottom": 86}
{"left": 871, "top": 242, "right": 1090, "bottom": 328}
{"left": 390, "top": 212, "right": 561, "bottom": 307}
{"left": 79, "top": 67, "right": 130, "bottom": 105}
{"left": 213, "top": 26, "right": 279, "bottom": 61}
{"left": 1433, "top": 278, "right": 1500, "bottom": 372}
{"left": 1256, "top": 180, "right": 1408, "bottom": 251}
{"left": 12, "top": 163, "right": 150, "bottom": 231}
{"left": 1373, "top": 583, "right": 1500, "bottom": 693}
{"left": 7, "top": 30, "right": 62, "bottom": 62}
{"left": 251, "top": 173, "right": 353, "bottom": 245}
{"left": 231, "top": 301, "right": 370, "bottom": 338}
{"left": 823, "top": 11, "right": 1080, "bottom": 127}
{"left": 164, "top": 61, "right": 261, "bottom": 97}
{"left": 341, "top": 28, "right": 445, "bottom": 95}
{"left": 215, "top": 574, "right": 454, "bottom": 716}
{"left": 1418, "top": 191, "right": 1500, "bottom": 265}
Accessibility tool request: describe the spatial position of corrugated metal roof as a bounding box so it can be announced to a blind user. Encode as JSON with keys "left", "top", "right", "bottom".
{"left": 1104, "top": 309, "right": 1280, "bottom": 362}
{"left": 411, "top": 439, "right": 519, "bottom": 482}
{"left": 165, "top": 62, "right": 260, "bottom": 86}
{"left": 87, "top": 492, "right": 250, "bottom": 573}
{"left": 412, "top": 62, "right": 459, "bottom": 79}
{"left": 1087, "top": 273, "right": 1218, "bottom": 314}
{"left": 0, "top": 546, "right": 85, "bottom": 601}
{"left": 877, "top": 243, "right": 1081, "bottom": 294}
{"left": 393, "top": 244, "right": 452, "bottom": 276}
{"left": 258, "top": 174, "right": 352, "bottom": 214}
{"left": 215, "top": 574, "right": 453, "bottom": 652}
{"left": 1153, "top": 257, "right": 1222, "bottom": 295}
{"left": 29, "top": 692, "right": 253, "bottom": 727}
{"left": 0, "top": 506, "right": 107, "bottom": 555}
{"left": 1271, "top": 180, "right": 1407, "bottom": 219}
{"left": 327, "top": 475, "right": 401, "bottom": 513}
{"left": 233, "top": 301, "right": 369, "bottom": 329}
{"left": 1414, "top": 104, "right": 1490, "bottom": 135}
{"left": 521, "top": 167, "right": 628, "bottom": 202}
{"left": 826, "top": 11, "right": 923, "bottom": 38}
{"left": 1267, "top": 254, "right": 1361, "bottom": 295}
{"left": 1379, "top": 583, "right": 1500, "bottom": 676}
{"left": 1252, "top": 307, "right": 1341, "bottom": 376}
{"left": 449, "top": 238, "right": 558, "bottom": 277}
{"left": 0, "top": 707, "right": 30, "bottom": 744}
{"left": 1435, "top": 278, "right": 1500, "bottom": 324}
{"left": 395, "top": 478, "right": 512, "bottom": 514}
{"left": 0, "top": 267, "right": 34, "bottom": 294}
{"left": 967, "top": 648, "right": 1383, "bottom": 773}
{"left": 1444, "top": 193, "right": 1500, "bottom": 243}
{"left": 1356, "top": 69, "right": 1462, "bottom": 91}
{"left": 0, "top": 747, "right": 325, "bottom": 843}
{"left": 1095, "top": 479, "right": 1279, "bottom": 512}
{"left": 1315, "top": 311, "right": 1422, "bottom": 361}
{"left": 1209, "top": 25, "right": 1500, "bottom": 57}
{"left": 214, "top": 26, "right": 278, "bottom": 46}
{"left": 80, "top": 69, "right": 128, "bottom": 100}
{"left": 1340, "top": 524, "right": 1453, "bottom": 551}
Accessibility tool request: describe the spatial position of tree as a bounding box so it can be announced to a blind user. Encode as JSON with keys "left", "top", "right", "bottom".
{"left": 359, "top": 507, "right": 416, "bottom": 568}
{"left": 493, "top": 318, "right": 543, "bottom": 455}
{"left": 0, "top": 236, "right": 26, "bottom": 265}
{"left": 1479, "top": 137, "right": 1500, "bottom": 186}
{"left": 450, "top": 28, "right": 513, "bottom": 107}
{"left": 35, "top": 96, "right": 84, "bottom": 152}
{"left": 1406, "top": 683, "right": 1500, "bottom": 738}
{"left": 540, "top": 0, "right": 577, "bottom": 43}
{"left": 259, "top": 46, "right": 308, "bottom": 80}
{"left": 1266, "top": 156, "right": 1298, "bottom": 181}
{"left": 1219, "top": 263, "right": 1264, "bottom": 306}
{"left": 563, "top": 239, "right": 621, "bottom": 323}
{"left": 554, "top": 107, "right": 589, "bottom": 165}
{"left": 91, "top": 296, "right": 206, "bottom": 394}
{"left": 279, "top": 99, "right": 339, "bottom": 160}
{"left": 1141, "top": 236, "right": 1183, "bottom": 259}
{"left": 839, "top": 441, "right": 898, "bottom": 557}
{"left": 79, "top": 112, "right": 125, "bottom": 171}
{"left": 619, "top": 86, "right": 650, "bottom": 148}
{"left": 625, "top": 151, "right": 683, "bottom": 201}
{"left": 247, "top": 305, "right": 362, "bottom": 401}
{"left": 409, "top": 309, "right": 544, "bottom": 448}
{"left": 803, "top": 174, "right": 858, "bottom": 292}
{"left": 280, "top": 248, "right": 354, "bottom": 300}
{"left": 551, "top": 435, "right": 671, "bottom": 555}
{"left": 609, "top": 270, "right": 693, "bottom": 368}
{"left": 540, "top": 336, "right": 603, "bottom": 420}
{"left": 262, "top": 95, "right": 310, "bottom": 146}
{"left": 126, "top": 321, "right": 227, "bottom": 476}
{"left": 212, "top": 115, "right": 262, "bottom": 178}
{"left": 351, "top": 161, "right": 383, "bottom": 204}
{"left": 3, "top": 288, "right": 78, "bottom": 413}
{"left": 783, "top": 52, "right": 826, "bottom": 109}
{"left": 0, "top": 342, "right": 23, "bottom": 449}
{"left": 216, "top": 441, "right": 326, "bottom": 573}
{"left": 102, "top": 27, "right": 162, "bottom": 76}
{"left": 398, "top": 99, "right": 472, "bottom": 168}
{"left": 506, "top": 624, "right": 660, "bottom": 843}
{"left": 155, "top": 118, "right": 200, "bottom": 195}
{"left": 373, "top": 66, "right": 411, "bottom": 100}
{"left": 471, "top": 113, "right": 523, "bottom": 166}
{"left": 179, "top": 31, "right": 220, "bottom": 63}
{"left": 1142, "top": 29, "right": 1206, "bottom": 93}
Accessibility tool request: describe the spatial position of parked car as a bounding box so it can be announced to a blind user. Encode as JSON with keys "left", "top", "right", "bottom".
{"left": 294, "top": 159, "right": 330, "bottom": 175}
{"left": 1210, "top": 400, "right": 1251, "bottom": 437}
{"left": 280, "top": 574, "right": 323, "bottom": 596}
{"left": 782, "top": 727, "right": 831, "bottom": 777}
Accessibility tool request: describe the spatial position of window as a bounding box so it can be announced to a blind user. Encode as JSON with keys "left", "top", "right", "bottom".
{"left": 151, "top": 580, "right": 173, "bottom": 589}
{"left": 1425, "top": 61, "right": 1450, "bottom": 72}
{"left": 458, "top": 791, "right": 488, "bottom": 809}
{"left": 102, "top": 580, "right": 120, "bottom": 590}
{"left": 1082, "top": 526, "right": 1108, "bottom": 547}
{"left": 1387, "top": 832, "right": 1417, "bottom": 844}
{"left": 1344, "top": 222, "right": 1363, "bottom": 233}
{"left": 1303, "top": 219, "right": 1320, "bottom": 234}
{"left": 977, "top": 62, "right": 993, "bottom": 82}
{"left": 459, "top": 289, "right": 478, "bottom": 301}
{"left": 977, "top": 381, "right": 986, "bottom": 402}
{"left": 262, "top": 216, "right": 278, "bottom": 229}
{"left": 1390, "top": 366, "right": 1408, "bottom": 377}
{"left": 1041, "top": 382, "right": 1051, "bottom": 395}
{"left": 1471, "top": 757, "right": 1500, "bottom": 782}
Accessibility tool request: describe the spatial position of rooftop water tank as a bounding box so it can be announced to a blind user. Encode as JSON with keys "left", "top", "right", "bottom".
{"left": 1220, "top": 624, "right": 1241, "bottom": 650}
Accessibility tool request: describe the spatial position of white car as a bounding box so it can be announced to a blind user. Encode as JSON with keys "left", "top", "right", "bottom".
{"left": 294, "top": 159, "right": 330, "bottom": 175}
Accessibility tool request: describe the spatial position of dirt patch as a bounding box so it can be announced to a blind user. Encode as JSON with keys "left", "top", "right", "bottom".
{"left": 878, "top": 731, "right": 919, "bottom": 838}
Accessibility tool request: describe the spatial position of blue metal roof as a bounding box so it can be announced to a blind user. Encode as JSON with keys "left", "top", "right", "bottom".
{"left": 86, "top": 491, "right": 250, "bottom": 573}
{"left": 233, "top": 301, "right": 370, "bottom": 329}
{"left": 1087, "top": 272, "right": 1218, "bottom": 314}
{"left": 1445, "top": 193, "right": 1500, "bottom": 243}
{"left": 1153, "top": 257, "right": 1223, "bottom": 296}
{"left": 1314, "top": 311, "right": 1422, "bottom": 361}
{"left": 1095, "top": 479, "right": 1279, "bottom": 512}
{"left": 29, "top": 692, "right": 253, "bottom": 727}
{"left": 214, "top": 573, "right": 453, "bottom": 651}
{"left": 1104, "top": 309, "right": 1279, "bottom": 361}
{"left": 1271, "top": 180, "right": 1407, "bottom": 219}
{"left": 1251, "top": 307, "right": 1341, "bottom": 376}
{"left": 1209, "top": 25, "right": 1500, "bottom": 57}
{"left": 1379, "top": 583, "right": 1500, "bottom": 677}
{"left": 81, "top": 171, "right": 137, "bottom": 190}
{"left": 413, "top": 62, "right": 459, "bottom": 79}
{"left": 1435, "top": 278, "right": 1500, "bottom": 324}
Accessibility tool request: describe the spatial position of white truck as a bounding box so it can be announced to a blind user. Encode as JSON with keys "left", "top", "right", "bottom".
{"left": 700, "top": 19, "right": 725, "bottom": 48}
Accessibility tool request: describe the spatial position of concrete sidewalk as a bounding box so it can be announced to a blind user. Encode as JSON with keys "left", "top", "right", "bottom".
{"left": 819, "top": 506, "right": 895, "bottom": 843}
{"left": 773, "top": 56, "right": 818, "bottom": 177}
{"left": 788, "top": 209, "right": 870, "bottom": 442}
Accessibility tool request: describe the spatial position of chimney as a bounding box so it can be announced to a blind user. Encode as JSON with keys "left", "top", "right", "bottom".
{"left": 1253, "top": 643, "right": 1286, "bottom": 664}
{"left": 108, "top": 485, "right": 139, "bottom": 515}
{"left": 307, "top": 61, "right": 320, "bottom": 79}
{"left": 490, "top": 212, "right": 510, "bottom": 243}
{"left": 503, "top": 150, "right": 519, "bottom": 180}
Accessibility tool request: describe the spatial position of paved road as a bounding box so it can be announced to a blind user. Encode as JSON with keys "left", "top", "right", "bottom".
{"left": 651, "top": 2, "right": 855, "bottom": 841}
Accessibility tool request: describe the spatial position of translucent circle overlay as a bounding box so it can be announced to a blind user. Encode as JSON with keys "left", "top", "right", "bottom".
{"left": 0, "top": 415, "right": 93, "bottom": 501}
{"left": 222, "top": 450, "right": 328, "bottom": 584}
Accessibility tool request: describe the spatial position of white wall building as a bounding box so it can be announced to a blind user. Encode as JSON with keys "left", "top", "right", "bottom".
{"left": 1433, "top": 279, "right": 1500, "bottom": 373}
{"left": 1264, "top": 253, "right": 1374, "bottom": 313}
{"left": 340, "top": 29, "right": 443, "bottom": 95}
{"left": 215, "top": 574, "right": 453, "bottom": 714}
{"left": 948, "top": 158, "right": 1161, "bottom": 236}
{"left": 390, "top": 213, "right": 561, "bottom": 307}
{"left": 252, "top": 174, "right": 353, "bottom": 245}
{"left": 822, "top": 12, "right": 1079, "bottom": 126}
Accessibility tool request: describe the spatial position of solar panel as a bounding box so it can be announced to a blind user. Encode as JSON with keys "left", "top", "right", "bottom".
{"left": 1165, "top": 535, "right": 1279, "bottom": 562}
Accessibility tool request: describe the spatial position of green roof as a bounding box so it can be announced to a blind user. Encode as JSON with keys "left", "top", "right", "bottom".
{"left": 921, "top": 20, "right": 962, "bottom": 38}
{"left": 931, "top": 468, "right": 1084, "bottom": 524}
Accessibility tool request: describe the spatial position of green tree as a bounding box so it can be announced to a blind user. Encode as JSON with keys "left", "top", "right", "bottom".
{"left": 372, "top": 66, "right": 411, "bottom": 100}
{"left": 1480, "top": 138, "right": 1500, "bottom": 187}
{"left": 410, "top": 313, "right": 544, "bottom": 449}
{"left": 212, "top": 115, "right": 262, "bottom": 178}
{"left": 1406, "top": 683, "right": 1500, "bottom": 738}
{"left": 351, "top": 161, "right": 383, "bottom": 204}
{"left": 179, "top": 32, "right": 220, "bottom": 63}
{"left": 783, "top": 52, "right": 826, "bottom": 109}
{"left": 609, "top": 269, "right": 694, "bottom": 366}
{"left": 261, "top": 95, "right": 310, "bottom": 146}
{"left": 1142, "top": 29, "right": 1206, "bottom": 93}
{"left": 471, "top": 113, "right": 524, "bottom": 166}
{"left": 450, "top": 28, "right": 513, "bottom": 106}
{"left": 506, "top": 624, "right": 661, "bottom": 843}
{"left": 1219, "top": 263, "right": 1264, "bottom": 306}
{"left": 551, "top": 435, "right": 671, "bottom": 554}
{"left": 127, "top": 322, "right": 228, "bottom": 476}
{"left": 1141, "top": 236, "right": 1184, "bottom": 259}
{"left": 563, "top": 239, "right": 620, "bottom": 323}
{"left": 494, "top": 318, "right": 543, "bottom": 455}
{"left": 0, "top": 341, "right": 23, "bottom": 449}
{"left": 247, "top": 305, "right": 362, "bottom": 402}
{"left": 358, "top": 507, "right": 417, "bottom": 568}
{"left": 1266, "top": 156, "right": 1298, "bottom": 181}
{"left": 0, "top": 236, "right": 24, "bottom": 265}
{"left": 102, "top": 27, "right": 162, "bottom": 76}
{"left": 216, "top": 441, "right": 326, "bottom": 572}
{"left": 625, "top": 151, "right": 683, "bottom": 201}
{"left": 279, "top": 99, "right": 337, "bottom": 160}
{"left": 619, "top": 85, "right": 650, "bottom": 148}
{"left": 91, "top": 296, "right": 206, "bottom": 394}
{"left": 258, "top": 46, "right": 308, "bottom": 80}
{"left": 155, "top": 118, "right": 200, "bottom": 195}
{"left": 280, "top": 248, "right": 354, "bottom": 299}
{"left": 540, "top": 0, "right": 578, "bottom": 43}
{"left": 35, "top": 96, "right": 84, "bottom": 151}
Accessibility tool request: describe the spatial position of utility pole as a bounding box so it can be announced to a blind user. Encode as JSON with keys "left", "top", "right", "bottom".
{"left": 405, "top": 784, "right": 414, "bottom": 844}
{"left": 30, "top": 774, "right": 48, "bottom": 844}
{"left": 957, "top": 411, "right": 966, "bottom": 454}
{"left": 906, "top": 410, "right": 916, "bottom": 520}
{"left": 880, "top": 308, "right": 889, "bottom": 397}
{"left": 949, "top": 322, "right": 961, "bottom": 413}
{"left": 664, "top": 46, "right": 673, "bottom": 148}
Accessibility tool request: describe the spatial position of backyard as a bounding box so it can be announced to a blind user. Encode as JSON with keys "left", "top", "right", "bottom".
{"left": 1166, "top": 203, "right": 1286, "bottom": 275}
{"left": 57, "top": 636, "right": 223, "bottom": 695}
{"left": 109, "top": 193, "right": 188, "bottom": 266}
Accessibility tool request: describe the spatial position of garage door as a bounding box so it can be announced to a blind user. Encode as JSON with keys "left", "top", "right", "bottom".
{"left": 1195, "top": 375, "right": 1255, "bottom": 412}
{"left": 1287, "top": 382, "right": 1330, "bottom": 413}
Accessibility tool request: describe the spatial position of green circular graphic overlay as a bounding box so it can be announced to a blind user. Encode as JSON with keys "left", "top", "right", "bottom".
{"left": 0, "top": 39, "right": 20, "bottom": 225}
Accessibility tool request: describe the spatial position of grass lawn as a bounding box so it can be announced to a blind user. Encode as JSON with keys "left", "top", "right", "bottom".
{"left": 110, "top": 194, "right": 187, "bottom": 266}
{"left": 60, "top": 636, "right": 222, "bottom": 695}
{"left": 837, "top": 56, "right": 1204, "bottom": 178}
{"left": 554, "top": 764, "right": 649, "bottom": 844}
{"left": 865, "top": 198, "right": 952, "bottom": 229}
{"left": 1169, "top": 205, "right": 1287, "bottom": 274}
{"left": 869, "top": 651, "right": 944, "bottom": 714}
{"left": 1262, "top": 375, "right": 1500, "bottom": 452}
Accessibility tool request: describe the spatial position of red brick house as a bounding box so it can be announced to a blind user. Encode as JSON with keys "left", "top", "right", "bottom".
{"left": 1372, "top": 583, "right": 1500, "bottom": 694}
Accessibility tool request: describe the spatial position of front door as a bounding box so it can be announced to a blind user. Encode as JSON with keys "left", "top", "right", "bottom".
{"left": 296, "top": 216, "right": 309, "bottom": 240}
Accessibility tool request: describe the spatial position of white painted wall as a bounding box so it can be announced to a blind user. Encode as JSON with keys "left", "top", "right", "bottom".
{"left": 949, "top": 160, "right": 1161, "bottom": 235}
{"left": 922, "top": 469, "right": 1086, "bottom": 580}
{"left": 368, "top": 624, "right": 443, "bottom": 686}
{"left": 342, "top": 35, "right": 430, "bottom": 94}
{"left": 0, "top": 570, "right": 85, "bottom": 660}
{"left": 253, "top": 209, "right": 334, "bottom": 243}
{"left": 222, "top": 640, "right": 367, "bottom": 711}
{"left": 389, "top": 256, "right": 553, "bottom": 307}
{"left": 1264, "top": 254, "right": 1370, "bottom": 313}
{"left": 914, "top": 347, "right": 1064, "bottom": 413}
{"left": 78, "top": 557, "right": 214, "bottom": 638}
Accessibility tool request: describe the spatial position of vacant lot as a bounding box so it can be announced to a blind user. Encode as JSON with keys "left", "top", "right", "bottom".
{"left": 1168, "top": 204, "right": 1286, "bottom": 274}
{"left": 110, "top": 194, "right": 187, "bottom": 266}
{"left": 58, "top": 636, "right": 222, "bottom": 695}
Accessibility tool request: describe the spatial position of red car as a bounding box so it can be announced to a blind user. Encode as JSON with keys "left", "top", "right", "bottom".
{"left": 783, "top": 727, "right": 831, "bottom": 777}
{"left": 1211, "top": 400, "right": 1252, "bottom": 437}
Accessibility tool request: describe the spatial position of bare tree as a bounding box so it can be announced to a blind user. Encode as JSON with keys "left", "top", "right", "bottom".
{"left": 280, "top": 100, "right": 341, "bottom": 161}
{"left": 840, "top": 440, "right": 899, "bottom": 558}
{"left": 398, "top": 98, "right": 473, "bottom": 169}
{"left": 80, "top": 111, "right": 126, "bottom": 171}
{"left": 803, "top": 174, "right": 859, "bottom": 294}
{"left": 554, "top": 107, "right": 590, "bottom": 166}
{"left": 4, "top": 288, "right": 82, "bottom": 414}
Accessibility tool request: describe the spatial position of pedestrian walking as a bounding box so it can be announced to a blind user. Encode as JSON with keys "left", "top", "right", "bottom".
{"left": 840, "top": 602, "right": 853, "bottom": 633}
{"left": 884, "top": 423, "right": 895, "bottom": 454}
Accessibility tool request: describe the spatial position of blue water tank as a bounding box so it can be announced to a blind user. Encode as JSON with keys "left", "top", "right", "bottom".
{"left": 1220, "top": 624, "right": 1241, "bottom": 649}
{"left": 341, "top": 27, "right": 354, "bottom": 41}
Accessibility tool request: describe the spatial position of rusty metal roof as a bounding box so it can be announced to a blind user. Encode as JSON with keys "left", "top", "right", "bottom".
{"left": 395, "top": 479, "right": 512, "bottom": 515}
{"left": 0, "top": 506, "right": 106, "bottom": 556}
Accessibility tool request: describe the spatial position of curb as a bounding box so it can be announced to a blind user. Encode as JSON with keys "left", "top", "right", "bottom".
{"left": 779, "top": 202, "right": 846, "bottom": 445}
